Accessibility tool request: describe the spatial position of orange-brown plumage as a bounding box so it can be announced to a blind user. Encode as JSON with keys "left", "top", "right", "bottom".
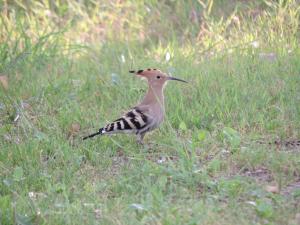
{"left": 83, "top": 68, "right": 187, "bottom": 143}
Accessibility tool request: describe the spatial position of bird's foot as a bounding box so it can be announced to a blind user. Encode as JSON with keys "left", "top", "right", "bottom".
{"left": 136, "top": 133, "right": 145, "bottom": 146}
{"left": 137, "top": 139, "right": 144, "bottom": 145}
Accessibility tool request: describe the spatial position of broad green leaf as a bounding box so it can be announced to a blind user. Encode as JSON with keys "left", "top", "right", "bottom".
{"left": 13, "top": 166, "right": 24, "bottom": 181}
{"left": 255, "top": 200, "right": 273, "bottom": 219}
{"left": 222, "top": 127, "right": 241, "bottom": 147}
{"left": 0, "top": 195, "right": 13, "bottom": 225}
{"left": 16, "top": 214, "right": 34, "bottom": 225}
{"left": 179, "top": 121, "right": 187, "bottom": 131}
{"left": 198, "top": 130, "right": 208, "bottom": 142}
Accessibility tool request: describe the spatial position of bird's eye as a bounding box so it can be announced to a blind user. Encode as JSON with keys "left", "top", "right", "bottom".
{"left": 156, "top": 76, "right": 161, "bottom": 79}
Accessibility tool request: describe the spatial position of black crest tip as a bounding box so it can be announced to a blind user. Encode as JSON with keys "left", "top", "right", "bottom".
{"left": 137, "top": 69, "right": 144, "bottom": 74}
{"left": 129, "top": 70, "right": 135, "bottom": 73}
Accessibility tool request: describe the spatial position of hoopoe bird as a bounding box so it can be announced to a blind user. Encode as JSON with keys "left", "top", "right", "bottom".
{"left": 83, "top": 69, "right": 187, "bottom": 144}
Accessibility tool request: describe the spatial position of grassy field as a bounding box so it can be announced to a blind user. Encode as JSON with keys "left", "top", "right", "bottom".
{"left": 1, "top": 0, "right": 300, "bottom": 224}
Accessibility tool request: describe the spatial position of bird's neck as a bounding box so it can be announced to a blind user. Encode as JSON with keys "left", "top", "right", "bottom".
{"left": 141, "top": 84, "right": 165, "bottom": 107}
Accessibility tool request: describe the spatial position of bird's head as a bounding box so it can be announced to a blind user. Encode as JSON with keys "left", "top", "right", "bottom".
{"left": 129, "top": 69, "right": 187, "bottom": 89}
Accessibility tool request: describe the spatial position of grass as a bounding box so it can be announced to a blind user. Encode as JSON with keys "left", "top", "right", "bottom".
{"left": 1, "top": 0, "right": 300, "bottom": 224}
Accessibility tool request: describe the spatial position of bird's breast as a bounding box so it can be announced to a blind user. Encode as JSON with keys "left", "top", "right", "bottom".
{"left": 152, "top": 104, "right": 165, "bottom": 126}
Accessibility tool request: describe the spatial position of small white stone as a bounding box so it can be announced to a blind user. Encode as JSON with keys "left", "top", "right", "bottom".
{"left": 28, "top": 192, "right": 35, "bottom": 198}
{"left": 121, "top": 54, "right": 126, "bottom": 63}
{"left": 13, "top": 114, "right": 20, "bottom": 122}
{"left": 250, "top": 41, "right": 259, "bottom": 48}
{"left": 130, "top": 203, "right": 146, "bottom": 211}
{"left": 157, "top": 156, "right": 166, "bottom": 164}
{"left": 165, "top": 52, "right": 171, "bottom": 62}
{"left": 246, "top": 201, "right": 256, "bottom": 206}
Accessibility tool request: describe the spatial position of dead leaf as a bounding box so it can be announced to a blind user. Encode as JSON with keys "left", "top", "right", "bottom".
{"left": 94, "top": 209, "right": 101, "bottom": 219}
{"left": 281, "top": 179, "right": 300, "bottom": 196}
{"left": 295, "top": 213, "right": 300, "bottom": 224}
{"left": 265, "top": 185, "right": 279, "bottom": 193}
{"left": 0, "top": 75, "right": 8, "bottom": 90}
{"left": 28, "top": 191, "right": 47, "bottom": 200}
{"left": 68, "top": 123, "right": 81, "bottom": 137}
{"left": 21, "top": 102, "right": 32, "bottom": 110}
{"left": 189, "top": 8, "right": 198, "bottom": 24}
{"left": 15, "top": 72, "right": 22, "bottom": 81}
{"left": 259, "top": 52, "right": 277, "bottom": 62}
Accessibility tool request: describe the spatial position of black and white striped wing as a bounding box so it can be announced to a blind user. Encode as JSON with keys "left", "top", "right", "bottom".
{"left": 83, "top": 107, "right": 154, "bottom": 140}
{"left": 102, "top": 107, "right": 152, "bottom": 135}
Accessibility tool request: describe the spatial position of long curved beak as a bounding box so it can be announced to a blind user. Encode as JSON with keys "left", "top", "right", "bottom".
{"left": 168, "top": 77, "right": 188, "bottom": 83}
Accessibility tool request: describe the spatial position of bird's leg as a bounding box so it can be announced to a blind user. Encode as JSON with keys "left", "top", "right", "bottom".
{"left": 136, "top": 133, "right": 145, "bottom": 145}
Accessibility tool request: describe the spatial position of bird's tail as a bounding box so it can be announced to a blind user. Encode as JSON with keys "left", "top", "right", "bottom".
{"left": 83, "top": 113, "right": 141, "bottom": 140}
{"left": 83, "top": 128, "right": 104, "bottom": 140}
